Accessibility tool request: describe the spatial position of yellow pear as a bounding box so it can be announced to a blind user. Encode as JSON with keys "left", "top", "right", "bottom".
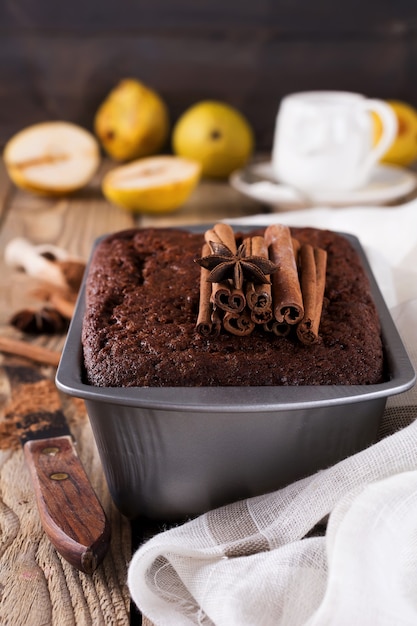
{"left": 172, "top": 100, "right": 254, "bottom": 178}
{"left": 3, "top": 121, "right": 100, "bottom": 195}
{"left": 94, "top": 79, "right": 170, "bottom": 161}
{"left": 374, "top": 100, "right": 417, "bottom": 166}
{"left": 102, "top": 155, "right": 201, "bottom": 214}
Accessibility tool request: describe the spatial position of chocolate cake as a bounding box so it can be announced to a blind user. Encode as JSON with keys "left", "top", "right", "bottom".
{"left": 81, "top": 225, "right": 384, "bottom": 387}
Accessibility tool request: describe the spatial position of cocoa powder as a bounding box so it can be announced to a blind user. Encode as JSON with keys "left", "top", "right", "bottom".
{"left": 6, "top": 379, "right": 61, "bottom": 416}
{"left": 0, "top": 379, "right": 84, "bottom": 451}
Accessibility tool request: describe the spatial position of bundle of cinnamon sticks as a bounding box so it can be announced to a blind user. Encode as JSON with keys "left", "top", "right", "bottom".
{"left": 196, "top": 223, "right": 327, "bottom": 344}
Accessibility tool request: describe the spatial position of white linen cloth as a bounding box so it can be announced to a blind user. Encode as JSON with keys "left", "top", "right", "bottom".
{"left": 128, "top": 199, "right": 417, "bottom": 626}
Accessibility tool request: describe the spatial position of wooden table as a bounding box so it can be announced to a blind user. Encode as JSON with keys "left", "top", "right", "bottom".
{"left": 2, "top": 154, "right": 416, "bottom": 625}
{"left": 0, "top": 157, "right": 264, "bottom": 625}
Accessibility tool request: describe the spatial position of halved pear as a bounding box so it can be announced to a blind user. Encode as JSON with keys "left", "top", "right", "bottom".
{"left": 3, "top": 121, "right": 100, "bottom": 195}
{"left": 102, "top": 156, "right": 201, "bottom": 214}
{"left": 378, "top": 101, "right": 417, "bottom": 166}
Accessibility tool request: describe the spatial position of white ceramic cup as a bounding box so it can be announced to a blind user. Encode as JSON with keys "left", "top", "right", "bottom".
{"left": 272, "top": 91, "right": 398, "bottom": 193}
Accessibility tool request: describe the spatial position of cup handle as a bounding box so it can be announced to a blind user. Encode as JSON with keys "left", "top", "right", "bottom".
{"left": 360, "top": 99, "right": 398, "bottom": 170}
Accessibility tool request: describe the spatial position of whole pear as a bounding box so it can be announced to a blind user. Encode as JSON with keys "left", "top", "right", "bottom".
{"left": 172, "top": 100, "right": 254, "bottom": 178}
{"left": 94, "top": 79, "right": 170, "bottom": 161}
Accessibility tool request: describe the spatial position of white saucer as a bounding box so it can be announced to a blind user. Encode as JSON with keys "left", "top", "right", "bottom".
{"left": 230, "top": 161, "right": 417, "bottom": 208}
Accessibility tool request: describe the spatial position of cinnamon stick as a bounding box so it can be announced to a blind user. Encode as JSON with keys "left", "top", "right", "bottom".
{"left": 263, "top": 319, "right": 291, "bottom": 337}
{"left": 204, "top": 223, "right": 237, "bottom": 253}
{"left": 297, "top": 245, "right": 327, "bottom": 345}
{"left": 56, "top": 259, "right": 86, "bottom": 292}
{"left": 265, "top": 224, "right": 304, "bottom": 325}
{"left": 204, "top": 224, "right": 246, "bottom": 312}
{"left": 244, "top": 235, "right": 268, "bottom": 259}
{"left": 211, "top": 307, "right": 222, "bottom": 336}
{"left": 48, "top": 292, "right": 76, "bottom": 319}
{"left": 30, "top": 285, "right": 76, "bottom": 319}
{"left": 244, "top": 236, "right": 273, "bottom": 323}
{"left": 196, "top": 243, "right": 219, "bottom": 337}
{"left": 212, "top": 282, "right": 246, "bottom": 313}
{"left": 0, "top": 336, "right": 61, "bottom": 367}
{"left": 223, "top": 310, "right": 255, "bottom": 336}
{"left": 291, "top": 237, "right": 301, "bottom": 260}
{"left": 246, "top": 282, "right": 273, "bottom": 323}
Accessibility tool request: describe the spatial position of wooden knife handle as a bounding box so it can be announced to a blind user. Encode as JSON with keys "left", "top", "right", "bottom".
{"left": 23, "top": 435, "right": 111, "bottom": 574}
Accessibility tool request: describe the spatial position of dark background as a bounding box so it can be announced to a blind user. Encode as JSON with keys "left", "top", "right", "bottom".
{"left": 1, "top": 0, "right": 417, "bottom": 151}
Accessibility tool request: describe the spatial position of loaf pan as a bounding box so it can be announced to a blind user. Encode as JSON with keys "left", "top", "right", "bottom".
{"left": 56, "top": 229, "right": 415, "bottom": 520}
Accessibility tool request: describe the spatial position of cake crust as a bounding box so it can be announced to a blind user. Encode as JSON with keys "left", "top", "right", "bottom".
{"left": 81, "top": 227, "right": 384, "bottom": 387}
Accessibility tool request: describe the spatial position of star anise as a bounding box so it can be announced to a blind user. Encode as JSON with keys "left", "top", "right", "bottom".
{"left": 196, "top": 241, "right": 278, "bottom": 290}
{"left": 10, "top": 307, "right": 68, "bottom": 335}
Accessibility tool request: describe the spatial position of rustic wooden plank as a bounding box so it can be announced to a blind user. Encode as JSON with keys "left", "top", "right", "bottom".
{"left": 0, "top": 30, "right": 416, "bottom": 149}
{"left": 0, "top": 161, "right": 134, "bottom": 253}
{"left": 0, "top": 154, "right": 261, "bottom": 625}
{"left": 0, "top": 158, "right": 263, "bottom": 240}
{"left": 0, "top": 161, "right": 135, "bottom": 327}
{"left": 1, "top": 0, "right": 416, "bottom": 33}
{"left": 0, "top": 159, "right": 135, "bottom": 626}
{"left": 0, "top": 365, "right": 132, "bottom": 626}
{"left": 138, "top": 177, "right": 265, "bottom": 229}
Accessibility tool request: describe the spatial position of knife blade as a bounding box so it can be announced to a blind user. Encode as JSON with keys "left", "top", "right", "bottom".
{"left": 3, "top": 365, "right": 110, "bottom": 574}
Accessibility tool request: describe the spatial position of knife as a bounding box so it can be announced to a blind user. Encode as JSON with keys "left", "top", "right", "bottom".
{"left": 3, "top": 365, "right": 111, "bottom": 574}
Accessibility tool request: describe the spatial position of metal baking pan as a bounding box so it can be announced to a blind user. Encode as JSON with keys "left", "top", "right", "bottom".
{"left": 56, "top": 228, "right": 415, "bottom": 520}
